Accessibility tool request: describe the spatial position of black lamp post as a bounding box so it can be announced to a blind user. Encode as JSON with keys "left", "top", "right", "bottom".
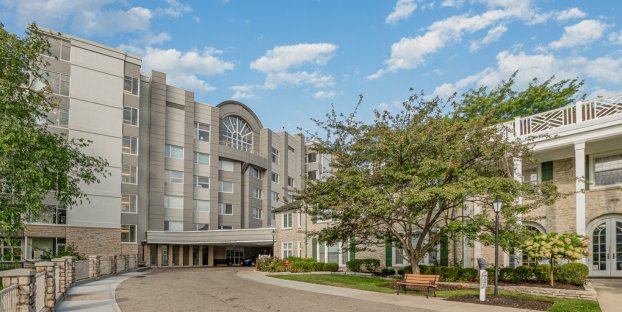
{"left": 141, "top": 240, "right": 147, "bottom": 262}
{"left": 492, "top": 197, "right": 503, "bottom": 295}
{"left": 271, "top": 229, "right": 276, "bottom": 257}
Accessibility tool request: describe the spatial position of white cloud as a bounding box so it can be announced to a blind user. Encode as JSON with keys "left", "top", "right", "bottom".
{"left": 162, "top": 0, "right": 193, "bottom": 18}
{"left": 608, "top": 31, "right": 622, "bottom": 45}
{"left": 231, "top": 85, "right": 258, "bottom": 100}
{"left": 549, "top": 20, "right": 609, "bottom": 49}
{"left": 441, "top": 0, "right": 464, "bottom": 8}
{"left": 433, "top": 69, "right": 443, "bottom": 75}
{"left": 194, "top": 17, "right": 201, "bottom": 22}
{"left": 525, "top": 11, "right": 554, "bottom": 26}
{"left": 375, "top": 102, "right": 391, "bottom": 111}
{"left": 429, "top": 83, "right": 457, "bottom": 99}
{"left": 556, "top": 8, "right": 587, "bottom": 21}
{"left": 422, "top": 1, "right": 435, "bottom": 10}
{"left": 587, "top": 88, "right": 622, "bottom": 100}
{"left": 385, "top": 0, "right": 418, "bottom": 25}
{"left": 470, "top": 24, "right": 507, "bottom": 52}
{"left": 73, "top": 6, "right": 154, "bottom": 36}
{"left": 250, "top": 43, "right": 338, "bottom": 89}
{"left": 313, "top": 91, "right": 339, "bottom": 98}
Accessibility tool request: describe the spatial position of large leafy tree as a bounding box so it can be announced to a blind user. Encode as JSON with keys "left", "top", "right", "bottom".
{"left": 297, "top": 92, "right": 568, "bottom": 273}
{"left": 0, "top": 23, "right": 109, "bottom": 260}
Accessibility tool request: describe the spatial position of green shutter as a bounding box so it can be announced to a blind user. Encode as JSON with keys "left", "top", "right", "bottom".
{"left": 541, "top": 161, "right": 553, "bottom": 182}
{"left": 350, "top": 237, "right": 355, "bottom": 260}
{"left": 440, "top": 234, "right": 449, "bottom": 266}
{"left": 312, "top": 238, "right": 317, "bottom": 260}
{"left": 585, "top": 155, "right": 590, "bottom": 191}
{"left": 385, "top": 236, "right": 392, "bottom": 267}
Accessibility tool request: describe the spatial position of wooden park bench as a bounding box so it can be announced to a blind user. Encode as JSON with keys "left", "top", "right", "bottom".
{"left": 396, "top": 274, "right": 439, "bottom": 298}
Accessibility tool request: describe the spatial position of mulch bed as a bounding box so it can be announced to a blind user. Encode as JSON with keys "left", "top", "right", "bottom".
{"left": 493, "top": 280, "right": 583, "bottom": 290}
{"left": 445, "top": 294, "right": 554, "bottom": 311}
{"left": 380, "top": 283, "right": 473, "bottom": 292}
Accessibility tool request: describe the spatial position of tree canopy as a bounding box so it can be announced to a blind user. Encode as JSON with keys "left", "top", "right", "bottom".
{"left": 296, "top": 88, "right": 570, "bottom": 272}
{"left": 0, "top": 23, "right": 109, "bottom": 260}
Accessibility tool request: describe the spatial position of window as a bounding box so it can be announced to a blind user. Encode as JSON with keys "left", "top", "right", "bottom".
{"left": 271, "top": 148, "right": 280, "bottom": 164}
{"left": 282, "top": 212, "right": 293, "bottom": 229}
{"left": 317, "top": 209, "right": 332, "bottom": 222}
{"left": 194, "top": 122, "right": 210, "bottom": 142}
{"left": 307, "top": 170, "right": 318, "bottom": 180}
{"left": 523, "top": 168, "right": 538, "bottom": 184}
{"left": 122, "top": 136, "right": 138, "bottom": 155}
{"left": 297, "top": 241, "right": 302, "bottom": 257}
{"left": 219, "top": 160, "right": 234, "bottom": 171}
{"left": 287, "top": 177, "right": 295, "bottom": 188}
{"left": 271, "top": 191, "right": 279, "bottom": 202}
{"left": 193, "top": 200, "right": 210, "bottom": 212}
{"left": 271, "top": 172, "right": 280, "bottom": 184}
{"left": 271, "top": 212, "right": 276, "bottom": 221}
{"left": 44, "top": 108, "right": 69, "bottom": 128}
{"left": 165, "top": 145, "right": 183, "bottom": 159}
{"left": 121, "top": 225, "right": 136, "bottom": 243}
{"left": 193, "top": 223, "right": 209, "bottom": 231}
{"left": 221, "top": 116, "right": 253, "bottom": 151}
{"left": 123, "top": 107, "right": 138, "bottom": 126}
{"left": 193, "top": 152, "right": 210, "bottom": 165}
{"left": 37, "top": 71, "right": 70, "bottom": 96}
{"left": 219, "top": 181, "right": 233, "bottom": 193}
{"left": 123, "top": 76, "right": 139, "bottom": 95}
{"left": 253, "top": 187, "right": 262, "bottom": 199}
{"left": 219, "top": 203, "right": 233, "bottom": 215}
{"left": 193, "top": 176, "right": 210, "bottom": 189}
{"left": 521, "top": 225, "right": 545, "bottom": 266}
{"left": 165, "top": 170, "right": 184, "bottom": 184}
{"left": 595, "top": 154, "right": 622, "bottom": 185}
{"left": 0, "top": 239, "right": 22, "bottom": 261}
{"left": 164, "top": 221, "right": 183, "bottom": 231}
{"left": 252, "top": 168, "right": 262, "bottom": 179}
{"left": 282, "top": 242, "right": 293, "bottom": 258}
{"left": 44, "top": 36, "right": 71, "bottom": 61}
{"left": 317, "top": 241, "right": 348, "bottom": 265}
{"left": 164, "top": 196, "right": 183, "bottom": 209}
{"left": 253, "top": 208, "right": 262, "bottom": 219}
{"left": 218, "top": 225, "right": 233, "bottom": 230}
{"left": 341, "top": 243, "right": 350, "bottom": 265}
{"left": 121, "top": 194, "right": 137, "bottom": 213}
{"left": 122, "top": 166, "right": 137, "bottom": 184}
{"left": 306, "top": 153, "right": 317, "bottom": 163}
{"left": 297, "top": 211, "right": 302, "bottom": 227}
{"left": 30, "top": 204, "right": 66, "bottom": 224}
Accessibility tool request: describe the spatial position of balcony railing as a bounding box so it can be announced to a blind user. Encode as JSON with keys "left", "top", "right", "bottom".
{"left": 511, "top": 92, "right": 622, "bottom": 137}
{"left": 219, "top": 139, "right": 267, "bottom": 158}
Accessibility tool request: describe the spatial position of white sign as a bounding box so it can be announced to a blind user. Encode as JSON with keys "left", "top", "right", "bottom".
{"left": 480, "top": 270, "right": 488, "bottom": 301}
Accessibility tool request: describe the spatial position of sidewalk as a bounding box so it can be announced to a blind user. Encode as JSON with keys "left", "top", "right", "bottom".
{"left": 56, "top": 272, "right": 150, "bottom": 312}
{"left": 237, "top": 271, "right": 537, "bottom": 312}
{"left": 590, "top": 279, "right": 622, "bottom": 312}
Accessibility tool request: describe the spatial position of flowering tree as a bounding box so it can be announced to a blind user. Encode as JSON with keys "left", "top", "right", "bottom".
{"left": 521, "top": 233, "right": 591, "bottom": 286}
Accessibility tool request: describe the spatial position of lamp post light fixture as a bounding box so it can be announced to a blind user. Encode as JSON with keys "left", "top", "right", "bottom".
{"left": 271, "top": 229, "right": 276, "bottom": 257}
{"left": 492, "top": 197, "right": 503, "bottom": 295}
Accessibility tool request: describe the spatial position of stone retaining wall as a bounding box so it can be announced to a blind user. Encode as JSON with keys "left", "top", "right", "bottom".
{"left": 440, "top": 281, "right": 597, "bottom": 301}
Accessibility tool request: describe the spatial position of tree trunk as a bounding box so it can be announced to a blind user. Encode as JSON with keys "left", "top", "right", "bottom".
{"left": 549, "top": 257, "right": 554, "bottom": 287}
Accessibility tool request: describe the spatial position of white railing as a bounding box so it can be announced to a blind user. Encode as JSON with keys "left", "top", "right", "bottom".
{"left": 100, "top": 259, "right": 111, "bottom": 276}
{"left": 35, "top": 272, "right": 45, "bottom": 312}
{"left": 0, "top": 284, "right": 18, "bottom": 312}
{"left": 118, "top": 259, "right": 126, "bottom": 272}
{"left": 219, "top": 140, "right": 267, "bottom": 158}
{"left": 583, "top": 93, "right": 622, "bottom": 121}
{"left": 128, "top": 257, "right": 136, "bottom": 270}
{"left": 75, "top": 260, "right": 90, "bottom": 281}
{"left": 519, "top": 105, "right": 576, "bottom": 136}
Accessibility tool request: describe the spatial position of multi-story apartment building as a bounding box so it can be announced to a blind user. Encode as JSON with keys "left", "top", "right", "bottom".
{"left": 275, "top": 94, "right": 622, "bottom": 277}
{"left": 15, "top": 27, "right": 320, "bottom": 267}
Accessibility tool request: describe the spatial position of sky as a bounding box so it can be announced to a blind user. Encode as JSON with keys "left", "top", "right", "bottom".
{"left": 2, "top": 0, "right": 622, "bottom": 134}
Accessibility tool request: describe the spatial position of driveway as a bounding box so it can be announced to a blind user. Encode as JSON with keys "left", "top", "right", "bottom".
{"left": 115, "top": 267, "right": 434, "bottom": 312}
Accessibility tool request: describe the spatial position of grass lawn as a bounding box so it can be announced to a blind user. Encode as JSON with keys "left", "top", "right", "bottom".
{"left": 270, "top": 274, "right": 601, "bottom": 312}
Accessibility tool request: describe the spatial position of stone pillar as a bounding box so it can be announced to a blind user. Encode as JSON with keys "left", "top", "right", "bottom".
{"left": 157, "top": 244, "right": 162, "bottom": 267}
{"left": 51, "top": 258, "right": 67, "bottom": 295}
{"left": 119, "top": 254, "right": 128, "bottom": 272}
{"left": 198, "top": 246, "right": 203, "bottom": 267}
{"left": 208, "top": 246, "right": 214, "bottom": 267}
{"left": 189, "top": 245, "right": 194, "bottom": 267}
{"left": 109, "top": 255, "right": 117, "bottom": 275}
{"left": 89, "top": 255, "right": 100, "bottom": 280}
{"left": 575, "top": 142, "right": 586, "bottom": 236}
{"left": 134, "top": 253, "right": 139, "bottom": 269}
{"left": 62, "top": 256, "right": 76, "bottom": 287}
{"left": 168, "top": 244, "right": 173, "bottom": 267}
{"left": 0, "top": 269, "right": 36, "bottom": 312}
{"left": 178, "top": 245, "right": 183, "bottom": 267}
{"left": 35, "top": 262, "right": 56, "bottom": 310}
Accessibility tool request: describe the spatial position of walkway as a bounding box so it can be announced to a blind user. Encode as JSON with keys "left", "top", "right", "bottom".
{"left": 590, "top": 279, "right": 622, "bottom": 312}
{"left": 56, "top": 271, "right": 150, "bottom": 312}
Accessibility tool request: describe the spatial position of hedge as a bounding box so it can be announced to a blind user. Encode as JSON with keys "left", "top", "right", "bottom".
{"left": 534, "top": 264, "right": 551, "bottom": 282}
{"left": 499, "top": 268, "right": 517, "bottom": 282}
{"left": 459, "top": 268, "right": 478, "bottom": 281}
{"left": 346, "top": 259, "right": 381, "bottom": 273}
{"left": 555, "top": 263, "right": 589, "bottom": 285}
{"left": 324, "top": 262, "right": 339, "bottom": 272}
{"left": 443, "top": 267, "right": 460, "bottom": 281}
{"left": 515, "top": 266, "right": 535, "bottom": 281}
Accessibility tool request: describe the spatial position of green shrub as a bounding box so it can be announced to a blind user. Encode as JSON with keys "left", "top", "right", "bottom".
{"left": 387, "top": 268, "right": 396, "bottom": 275}
{"left": 459, "top": 268, "right": 478, "bottom": 281}
{"left": 443, "top": 267, "right": 460, "bottom": 281}
{"left": 324, "top": 262, "right": 339, "bottom": 272}
{"left": 422, "top": 266, "right": 436, "bottom": 275}
{"left": 346, "top": 259, "right": 364, "bottom": 272}
{"left": 284, "top": 256, "right": 304, "bottom": 262}
{"left": 499, "top": 268, "right": 517, "bottom": 282}
{"left": 515, "top": 266, "right": 535, "bottom": 281}
{"left": 403, "top": 266, "right": 413, "bottom": 274}
{"left": 397, "top": 269, "right": 404, "bottom": 275}
{"left": 289, "top": 260, "right": 317, "bottom": 273}
{"left": 256, "top": 257, "right": 282, "bottom": 272}
{"left": 534, "top": 265, "right": 551, "bottom": 282}
{"left": 381, "top": 267, "right": 389, "bottom": 274}
{"left": 38, "top": 243, "right": 86, "bottom": 261}
{"left": 417, "top": 265, "right": 427, "bottom": 274}
{"left": 314, "top": 262, "right": 325, "bottom": 271}
{"left": 555, "top": 263, "right": 589, "bottom": 285}
{"left": 435, "top": 266, "right": 447, "bottom": 277}
{"left": 362, "top": 259, "right": 381, "bottom": 273}
{"left": 485, "top": 268, "right": 496, "bottom": 278}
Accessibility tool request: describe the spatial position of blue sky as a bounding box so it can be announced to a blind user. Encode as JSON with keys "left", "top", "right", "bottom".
{"left": 2, "top": 0, "right": 622, "bottom": 133}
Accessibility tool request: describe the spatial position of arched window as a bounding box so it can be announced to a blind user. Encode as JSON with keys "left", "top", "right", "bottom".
{"left": 522, "top": 225, "right": 545, "bottom": 267}
{"left": 221, "top": 116, "right": 253, "bottom": 151}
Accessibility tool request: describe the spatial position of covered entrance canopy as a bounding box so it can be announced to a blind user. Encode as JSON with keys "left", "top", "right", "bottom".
{"left": 146, "top": 228, "right": 274, "bottom": 246}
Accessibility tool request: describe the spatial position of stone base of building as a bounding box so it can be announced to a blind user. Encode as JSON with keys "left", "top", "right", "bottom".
{"left": 23, "top": 224, "right": 122, "bottom": 259}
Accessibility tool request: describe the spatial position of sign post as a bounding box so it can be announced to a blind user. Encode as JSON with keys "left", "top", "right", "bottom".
{"left": 479, "top": 270, "right": 488, "bottom": 301}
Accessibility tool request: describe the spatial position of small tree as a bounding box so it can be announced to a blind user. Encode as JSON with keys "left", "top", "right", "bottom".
{"left": 521, "top": 233, "right": 590, "bottom": 286}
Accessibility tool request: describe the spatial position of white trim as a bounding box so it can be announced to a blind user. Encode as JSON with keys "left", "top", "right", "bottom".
{"left": 282, "top": 241, "right": 293, "bottom": 258}
{"left": 122, "top": 136, "right": 139, "bottom": 156}
{"left": 282, "top": 212, "right": 293, "bottom": 229}
{"left": 121, "top": 194, "right": 138, "bottom": 214}
{"left": 122, "top": 106, "right": 139, "bottom": 127}
{"left": 121, "top": 165, "right": 138, "bottom": 185}
{"left": 123, "top": 75, "right": 140, "bottom": 97}
{"left": 121, "top": 224, "right": 137, "bottom": 243}
{"left": 589, "top": 150, "right": 622, "bottom": 190}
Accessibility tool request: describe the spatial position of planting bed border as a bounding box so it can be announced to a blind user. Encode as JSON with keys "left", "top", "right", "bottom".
{"left": 440, "top": 281, "right": 597, "bottom": 301}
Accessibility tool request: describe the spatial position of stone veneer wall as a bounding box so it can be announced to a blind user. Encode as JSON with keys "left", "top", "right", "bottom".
{"left": 24, "top": 225, "right": 122, "bottom": 257}
{"left": 121, "top": 243, "right": 139, "bottom": 255}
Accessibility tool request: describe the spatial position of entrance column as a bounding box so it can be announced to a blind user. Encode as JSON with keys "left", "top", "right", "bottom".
{"left": 575, "top": 142, "right": 586, "bottom": 236}
{"left": 208, "top": 246, "right": 214, "bottom": 267}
